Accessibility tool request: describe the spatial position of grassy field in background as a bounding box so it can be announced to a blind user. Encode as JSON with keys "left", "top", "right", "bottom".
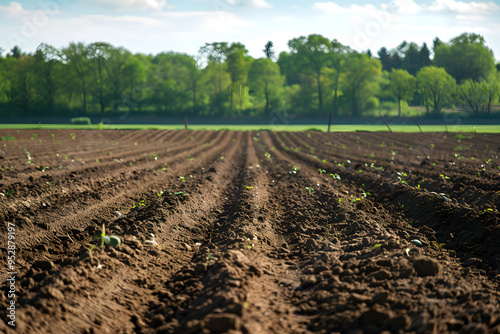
{"left": 1, "top": 123, "right": 500, "bottom": 133}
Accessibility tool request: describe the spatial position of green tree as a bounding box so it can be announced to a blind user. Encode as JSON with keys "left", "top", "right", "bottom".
{"left": 34, "top": 43, "right": 59, "bottom": 112}
{"left": 416, "top": 66, "right": 456, "bottom": 114}
{"left": 388, "top": 68, "right": 415, "bottom": 117}
{"left": 456, "top": 79, "right": 487, "bottom": 115}
{"left": 9, "top": 54, "right": 39, "bottom": 113}
{"left": 89, "top": 42, "right": 114, "bottom": 115}
{"left": 247, "top": 58, "right": 283, "bottom": 114}
{"left": 226, "top": 43, "right": 251, "bottom": 113}
{"left": 484, "top": 73, "right": 500, "bottom": 114}
{"left": 342, "top": 52, "right": 382, "bottom": 116}
{"left": 287, "top": 34, "right": 331, "bottom": 112}
{"left": 61, "top": 42, "right": 91, "bottom": 114}
{"left": 327, "top": 39, "right": 349, "bottom": 131}
{"left": 199, "top": 42, "right": 229, "bottom": 115}
{"left": 263, "top": 41, "right": 275, "bottom": 60}
{"left": 179, "top": 54, "right": 203, "bottom": 114}
{"left": 434, "top": 33, "right": 495, "bottom": 82}
{"left": 103, "top": 47, "right": 135, "bottom": 111}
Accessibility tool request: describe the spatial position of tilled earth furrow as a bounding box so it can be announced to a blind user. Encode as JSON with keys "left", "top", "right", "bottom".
{"left": 1, "top": 129, "right": 499, "bottom": 334}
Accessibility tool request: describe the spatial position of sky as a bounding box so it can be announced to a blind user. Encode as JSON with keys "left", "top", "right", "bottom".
{"left": 0, "top": 0, "right": 499, "bottom": 61}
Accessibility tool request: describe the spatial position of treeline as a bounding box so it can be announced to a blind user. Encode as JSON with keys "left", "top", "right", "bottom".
{"left": 0, "top": 32, "right": 499, "bottom": 119}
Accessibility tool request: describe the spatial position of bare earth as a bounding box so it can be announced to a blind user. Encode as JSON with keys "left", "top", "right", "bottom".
{"left": 1, "top": 129, "right": 499, "bottom": 334}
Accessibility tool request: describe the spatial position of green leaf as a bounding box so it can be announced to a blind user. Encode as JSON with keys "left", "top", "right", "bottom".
{"left": 106, "top": 235, "right": 121, "bottom": 246}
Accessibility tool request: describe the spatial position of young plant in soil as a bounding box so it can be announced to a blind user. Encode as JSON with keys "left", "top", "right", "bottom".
{"left": 94, "top": 223, "right": 121, "bottom": 247}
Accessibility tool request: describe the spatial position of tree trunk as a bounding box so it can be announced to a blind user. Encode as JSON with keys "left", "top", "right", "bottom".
{"left": 333, "top": 70, "right": 340, "bottom": 117}
{"left": 317, "top": 72, "right": 323, "bottom": 111}
{"left": 264, "top": 81, "right": 270, "bottom": 113}
{"left": 398, "top": 97, "right": 402, "bottom": 117}
{"left": 82, "top": 77, "right": 87, "bottom": 114}
{"left": 192, "top": 82, "right": 197, "bottom": 114}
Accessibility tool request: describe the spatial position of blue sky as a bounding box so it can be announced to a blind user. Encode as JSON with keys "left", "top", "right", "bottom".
{"left": 1, "top": 0, "right": 499, "bottom": 61}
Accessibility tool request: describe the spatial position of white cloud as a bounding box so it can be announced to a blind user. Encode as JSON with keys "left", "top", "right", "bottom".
{"left": 392, "top": 0, "right": 421, "bottom": 14}
{"left": 0, "top": 2, "right": 28, "bottom": 18}
{"left": 247, "top": 0, "right": 272, "bottom": 9}
{"left": 428, "top": 0, "right": 499, "bottom": 14}
{"left": 312, "top": 2, "right": 346, "bottom": 14}
{"left": 216, "top": 0, "right": 272, "bottom": 9}
{"left": 89, "top": 0, "right": 167, "bottom": 11}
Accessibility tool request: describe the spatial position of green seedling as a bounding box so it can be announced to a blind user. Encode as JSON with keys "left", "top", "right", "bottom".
{"left": 5, "top": 189, "right": 15, "bottom": 197}
{"left": 440, "top": 174, "right": 450, "bottom": 180}
{"left": 152, "top": 154, "right": 158, "bottom": 160}
{"left": 410, "top": 239, "right": 422, "bottom": 246}
{"left": 318, "top": 169, "right": 326, "bottom": 175}
{"left": 179, "top": 176, "right": 186, "bottom": 182}
{"left": 70, "top": 133, "right": 76, "bottom": 140}
{"left": 373, "top": 244, "right": 381, "bottom": 249}
{"left": 30, "top": 134, "right": 38, "bottom": 141}
{"left": 187, "top": 156, "right": 193, "bottom": 160}
{"left": 220, "top": 156, "right": 224, "bottom": 160}
{"left": 94, "top": 223, "right": 121, "bottom": 247}
{"left": 289, "top": 166, "right": 299, "bottom": 174}
{"left": 305, "top": 187, "right": 314, "bottom": 194}
{"left": 484, "top": 208, "right": 494, "bottom": 213}
{"left": 132, "top": 200, "right": 146, "bottom": 209}
{"left": 246, "top": 186, "right": 253, "bottom": 190}
{"left": 265, "top": 152, "right": 272, "bottom": 160}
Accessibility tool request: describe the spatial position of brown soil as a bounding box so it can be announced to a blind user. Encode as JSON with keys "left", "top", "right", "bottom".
{"left": 1, "top": 129, "right": 499, "bottom": 334}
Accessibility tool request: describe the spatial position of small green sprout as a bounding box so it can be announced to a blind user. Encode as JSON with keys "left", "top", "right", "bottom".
{"left": 220, "top": 156, "right": 224, "bottom": 160}
{"left": 484, "top": 208, "right": 494, "bottom": 213}
{"left": 70, "top": 133, "right": 76, "bottom": 140}
{"left": 338, "top": 198, "right": 342, "bottom": 204}
{"left": 373, "top": 244, "right": 381, "bottom": 249}
{"left": 152, "top": 154, "right": 158, "bottom": 160}
{"left": 330, "top": 173, "right": 341, "bottom": 180}
{"left": 305, "top": 187, "right": 314, "bottom": 194}
{"left": 94, "top": 223, "right": 121, "bottom": 247}
{"left": 132, "top": 200, "right": 146, "bottom": 209}
{"left": 30, "top": 134, "right": 38, "bottom": 141}
{"left": 265, "top": 152, "right": 272, "bottom": 160}
{"left": 179, "top": 176, "right": 186, "bottom": 182}
{"left": 440, "top": 174, "right": 450, "bottom": 180}
{"left": 5, "top": 189, "right": 15, "bottom": 197}
{"left": 246, "top": 186, "right": 253, "bottom": 190}
{"left": 318, "top": 169, "right": 326, "bottom": 175}
{"left": 187, "top": 156, "right": 193, "bottom": 160}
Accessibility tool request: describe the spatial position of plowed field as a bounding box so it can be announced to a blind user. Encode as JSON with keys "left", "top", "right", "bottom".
{"left": 1, "top": 129, "right": 500, "bottom": 334}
